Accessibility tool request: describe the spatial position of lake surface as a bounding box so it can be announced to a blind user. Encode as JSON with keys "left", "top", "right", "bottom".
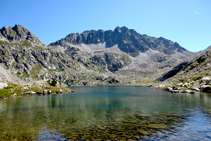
{"left": 0, "top": 86, "right": 211, "bottom": 140}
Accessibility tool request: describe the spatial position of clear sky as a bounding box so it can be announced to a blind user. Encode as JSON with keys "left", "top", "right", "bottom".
{"left": 0, "top": 0, "right": 210, "bottom": 52}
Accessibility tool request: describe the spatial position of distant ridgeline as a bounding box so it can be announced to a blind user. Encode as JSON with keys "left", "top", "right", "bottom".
{"left": 0, "top": 24, "right": 206, "bottom": 86}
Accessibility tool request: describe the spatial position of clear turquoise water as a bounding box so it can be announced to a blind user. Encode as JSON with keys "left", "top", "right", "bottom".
{"left": 0, "top": 86, "right": 211, "bottom": 140}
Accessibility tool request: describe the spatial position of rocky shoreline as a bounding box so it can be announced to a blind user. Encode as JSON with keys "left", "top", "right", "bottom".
{"left": 0, "top": 89, "right": 74, "bottom": 100}
{"left": 0, "top": 79, "right": 75, "bottom": 100}
{"left": 156, "top": 86, "right": 198, "bottom": 94}
{"left": 152, "top": 83, "right": 210, "bottom": 94}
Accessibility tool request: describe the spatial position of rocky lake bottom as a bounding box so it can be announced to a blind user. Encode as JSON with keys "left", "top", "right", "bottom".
{"left": 0, "top": 86, "right": 211, "bottom": 140}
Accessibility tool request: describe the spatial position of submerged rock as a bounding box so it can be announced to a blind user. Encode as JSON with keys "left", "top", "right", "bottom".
{"left": 147, "top": 124, "right": 167, "bottom": 129}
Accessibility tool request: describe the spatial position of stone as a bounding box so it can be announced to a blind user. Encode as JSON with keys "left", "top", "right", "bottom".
{"left": 165, "top": 87, "right": 173, "bottom": 92}
{"left": 202, "top": 76, "right": 211, "bottom": 81}
{"left": 192, "top": 87, "right": 200, "bottom": 91}
{"left": 109, "top": 134, "right": 117, "bottom": 139}
{"left": 137, "top": 129, "right": 148, "bottom": 135}
{"left": 0, "top": 82, "right": 8, "bottom": 89}
{"left": 59, "top": 89, "right": 63, "bottom": 93}
{"left": 43, "top": 90, "right": 48, "bottom": 95}
{"left": 147, "top": 124, "right": 167, "bottom": 129}
{"left": 201, "top": 85, "right": 211, "bottom": 93}
{"left": 22, "top": 87, "right": 29, "bottom": 90}
{"left": 25, "top": 91, "right": 31, "bottom": 95}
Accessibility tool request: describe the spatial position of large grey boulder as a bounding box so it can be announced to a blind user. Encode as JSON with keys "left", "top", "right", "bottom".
{"left": 0, "top": 82, "right": 8, "bottom": 89}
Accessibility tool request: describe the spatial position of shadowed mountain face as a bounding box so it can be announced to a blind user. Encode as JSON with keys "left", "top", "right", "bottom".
{"left": 0, "top": 25, "right": 196, "bottom": 85}
{"left": 50, "top": 26, "right": 187, "bottom": 57}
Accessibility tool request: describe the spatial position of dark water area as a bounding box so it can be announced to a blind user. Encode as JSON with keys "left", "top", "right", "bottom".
{"left": 0, "top": 86, "right": 211, "bottom": 140}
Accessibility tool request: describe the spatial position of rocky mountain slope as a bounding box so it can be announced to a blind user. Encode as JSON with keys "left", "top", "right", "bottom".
{"left": 0, "top": 25, "right": 196, "bottom": 86}
{"left": 49, "top": 26, "right": 196, "bottom": 84}
{"left": 155, "top": 49, "right": 211, "bottom": 93}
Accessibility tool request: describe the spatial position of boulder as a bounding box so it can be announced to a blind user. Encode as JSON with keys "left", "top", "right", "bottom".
{"left": 25, "top": 91, "right": 31, "bottom": 95}
{"left": 192, "top": 87, "right": 200, "bottom": 91}
{"left": 164, "top": 87, "right": 173, "bottom": 92}
{"left": 43, "top": 90, "right": 48, "bottom": 95}
{"left": 0, "top": 82, "right": 8, "bottom": 89}
{"left": 201, "top": 85, "right": 211, "bottom": 93}
{"left": 22, "top": 86, "right": 29, "bottom": 90}
{"left": 25, "top": 91, "right": 36, "bottom": 95}
{"left": 202, "top": 76, "right": 211, "bottom": 81}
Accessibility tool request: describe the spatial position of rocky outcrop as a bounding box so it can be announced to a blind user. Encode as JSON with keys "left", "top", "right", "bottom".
{"left": 155, "top": 50, "right": 211, "bottom": 93}
{"left": 157, "top": 61, "right": 189, "bottom": 81}
{"left": 0, "top": 25, "right": 42, "bottom": 46}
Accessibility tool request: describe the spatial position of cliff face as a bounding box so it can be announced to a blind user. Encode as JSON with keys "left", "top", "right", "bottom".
{"left": 0, "top": 25, "right": 196, "bottom": 86}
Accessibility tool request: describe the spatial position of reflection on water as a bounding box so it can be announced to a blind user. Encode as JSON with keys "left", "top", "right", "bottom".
{"left": 0, "top": 86, "right": 211, "bottom": 140}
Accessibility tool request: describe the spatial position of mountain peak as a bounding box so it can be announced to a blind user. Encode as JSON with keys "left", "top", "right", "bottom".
{"left": 50, "top": 26, "right": 188, "bottom": 57}
{"left": 114, "top": 26, "right": 129, "bottom": 33}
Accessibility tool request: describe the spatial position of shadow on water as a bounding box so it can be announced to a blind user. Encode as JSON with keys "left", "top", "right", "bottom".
{"left": 0, "top": 86, "right": 211, "bottom": 140}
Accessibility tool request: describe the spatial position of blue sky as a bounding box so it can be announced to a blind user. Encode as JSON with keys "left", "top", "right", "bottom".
{"left": 0, "top": 0, "right": 210, "bottom": 52}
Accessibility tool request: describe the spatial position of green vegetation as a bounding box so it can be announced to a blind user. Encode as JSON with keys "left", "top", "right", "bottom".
{"left": 20, "top": 40, "right": 32, "bottom": 47}
{"left": 34, "top": 46, "right": 43, "bottom": 50}
{"left": 0, "top": 83, "right": 71, "bottom": 98}
{"left": 134, "top": 78, "right": 156, "bottom": 87}
{"left": 180, "top": 87, "right": 192, "bottom": 91}
{"left": 0, "top": 83, "right": 24, "bottom": 98}
{"left": 30, "top": 64, "right": 43, "bottom": 78}
{"left": 0, "top": 41, "right": 10, "bottom": 45}
{"left": 20, "top": 71, "right": 30, "bottom": 79}
{"left": 121, "top": 53, "right": 131, "bottom": 64}
{"left": 9, "top": 29, "right": 17, "bottom": 36}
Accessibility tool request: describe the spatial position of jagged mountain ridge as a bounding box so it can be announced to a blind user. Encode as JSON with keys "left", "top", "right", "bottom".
{"left": 50, "top": 26, "right": 187, "bottom": 57}
{"left": 0, "top": 25, "right": 196, "bottom": 85}
{"left": 0, "top": 25, "right": 126, "bottom": 85}
{"left": 0, "top": 25, "right": 42, "bottom": 46}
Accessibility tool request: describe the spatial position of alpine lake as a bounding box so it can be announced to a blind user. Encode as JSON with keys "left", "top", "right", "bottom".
{"left": 0, "top": 86, "right": 211, "bottom": 140}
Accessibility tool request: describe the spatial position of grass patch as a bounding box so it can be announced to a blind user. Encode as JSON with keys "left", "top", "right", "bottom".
{"left": 20, "top": 71, "right": 30, "bottom": 79}
{"left": 30, "top": 65, "right": 43, "bottom": 78}
{"left": 21, "top": 40, "right": 32, "bottom": 47}
{"left": 180, "top": 87, "right": 192, "bottom": 91}
{"left": 0, "top": 83, "right": 71, "bottom": 98}
{"left": 0, "top": 41, "right": 10, "bottom": 46}
{"left": 9, "top": 29, "right": 17, "bottom": 36}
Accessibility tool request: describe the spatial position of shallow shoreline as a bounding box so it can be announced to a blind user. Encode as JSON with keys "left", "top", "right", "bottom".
{"left": 0, "top": 90, "right": 74, "bottom": 100}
